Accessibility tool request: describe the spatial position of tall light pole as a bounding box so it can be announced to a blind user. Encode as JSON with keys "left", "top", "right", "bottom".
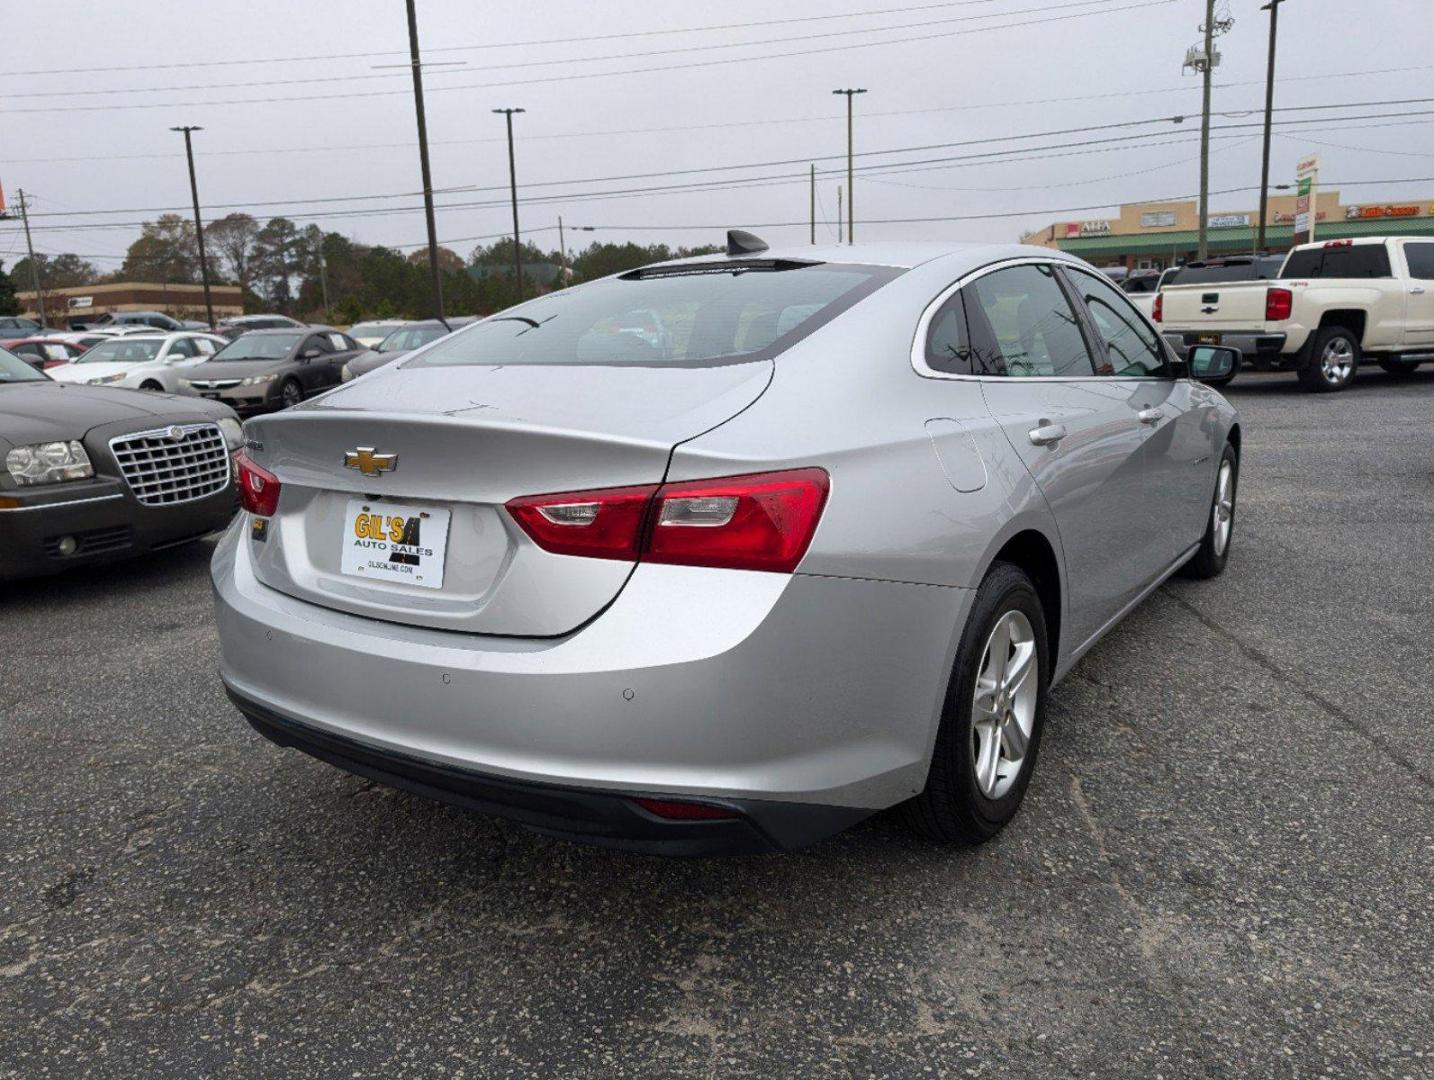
{"left": 404, "top": 0, "right": 444, "bottom": 320}
{"left": 1257, "top": 0, "right": 1286, "bottom": 252}
{"left": 832, "top": 89, "right": 866, "bottom": 245}
{"left": 16, "top": 190, "right": 46, "bottom": 328}
{"left": 170, "top": 126, "right": 215, "bottom": 328}
{"left": 493, "top": 107, "right": 526, "bottom": 302}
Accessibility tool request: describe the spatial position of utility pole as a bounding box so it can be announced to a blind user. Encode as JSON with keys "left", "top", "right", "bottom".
{"left": 16, "top": 190, "right": 45, "bottom": 328}
{"left": 317, "top": 245, "right": 331, "bottom": 320}
{"left": 558, "top": 215, "right": 567, "bottom": 280}
{"left": 837, "top": 185, "right": 844, "bottom": 245}
{"left": 1256, "top": 0, "right": 1286, "bottom": 252}
{"left": 832, "top": 89, "right": 866, "bottom": 245}
{"left": 809, "top": 165, "right": 816, "bottom": 245}
{"left": 404, "top": 0, "right": 444, "bottom": 320}
{"left": 493, "top": 107, "right": 526, "bottom": 303}
{"left": 1185, "top": 2, "right": 1231, "bottom": 260}
{"left": 170, "top": 126, "right": 215, "bottom": 328}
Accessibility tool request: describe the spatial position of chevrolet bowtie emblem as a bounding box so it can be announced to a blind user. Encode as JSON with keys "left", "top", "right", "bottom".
{"left": 344, "top": 447, "right": 398, "bottom": 476}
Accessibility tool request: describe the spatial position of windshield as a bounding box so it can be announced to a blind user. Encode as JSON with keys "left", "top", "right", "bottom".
{"left": 211, "top": 333, "right": 302, "bottom": 361}
{"left": 350, "top": 321, "right": 402, "bottom": 337}
{"left": 76, "top": 338, "right": 164, "bottom": 364}
{"left": 406, "top": 262, "right": 900, "bottom": 369}
{"left": 378, "top": 325, "right": 447, "bottom": 352}
{"left": 0, "top": 348, "right": 47, "bottom": 383}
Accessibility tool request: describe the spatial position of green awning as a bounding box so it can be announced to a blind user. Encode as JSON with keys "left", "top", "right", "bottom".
{"left": 1052, "top": 215, "right": 1434, "bottom": 257}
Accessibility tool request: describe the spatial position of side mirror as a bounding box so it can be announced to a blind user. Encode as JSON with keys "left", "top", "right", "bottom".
{"left": 1188, "top": 344, "right": 1238, "bottom": 383}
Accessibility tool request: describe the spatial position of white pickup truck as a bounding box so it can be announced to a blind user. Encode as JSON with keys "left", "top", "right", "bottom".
{"left": 1156, "top": 236, "right": 1434, "bottom": 391}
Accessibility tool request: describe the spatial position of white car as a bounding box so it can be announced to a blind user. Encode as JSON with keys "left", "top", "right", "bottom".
{"left": 47, "top": 332, "right": 229, "bottom": 393}
{"left": 345, "top": 320, "right": 411, "bottom": 348}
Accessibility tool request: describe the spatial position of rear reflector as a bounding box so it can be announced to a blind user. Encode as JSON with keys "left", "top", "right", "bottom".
{"left": 633, "top": 798, "right": 739, "bottom": 821}
{"left": 235, "top": 450, "right": 280, "bottom": 517}
{"left": 1265, "top": 286, "right": 1294, "bottom": 322}
{"left": 505, "top": 467, "right": 830, "bottom": 573}
{"left": 1152, "top": 292, "right": 1163, "bottom": 323}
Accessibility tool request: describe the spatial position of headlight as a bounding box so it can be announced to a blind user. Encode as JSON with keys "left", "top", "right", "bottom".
{"left": 178, "top": 379, "right": 193, "bottom": 388}
{"left": 87, "top": 373, "right": 126, "bottom": 385}
{"left": 341, "top": 364, "right": 353, "bottom": 382}
{"left": 217, "top": 417, "right": 244, "bottom": 450}
{"left": 240, "top": 373, "right": 278, "bottom": 386}
{"left": 5, "top": 441, "right": 94, "bottom": 486}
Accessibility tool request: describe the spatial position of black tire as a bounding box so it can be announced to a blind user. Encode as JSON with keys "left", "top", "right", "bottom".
{"left": 138, "top": 380, "right": 163, "bottom": 392}
{"left": 279, "top": 379, "right": 304, "bottom": 409}
{"left": 1179, "top": 441, "right": 1238, "bottom": 580}
{"left": 1295, "top": 325, "right": 1360, "bottom": 392}
{"left": 904, "top": 562, "right": 1049, "bottom": 844}
{"left": 1379, "top": 356, "right": 1422, "bottom": 377}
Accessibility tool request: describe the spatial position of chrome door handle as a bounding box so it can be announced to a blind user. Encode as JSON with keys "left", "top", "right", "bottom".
{"left": 1412, "top": 286, "right": 1427, "bottom": 295}
{"left": 1028, "top": 423, "right": 1068, "bottom": 447}
{"left": 1138, "top": 408, "right": 1163, "bottom": 425}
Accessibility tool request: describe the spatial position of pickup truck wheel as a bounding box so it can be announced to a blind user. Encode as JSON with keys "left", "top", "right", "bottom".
{"left": 1296, "top": 327, "right": 1360, "bottom": 392}
{"left": 1379, "top": 356, "right": 1422, "bottom": 377}
{"left": 1179, "top": 442, "right": 1238, "bottom": 580}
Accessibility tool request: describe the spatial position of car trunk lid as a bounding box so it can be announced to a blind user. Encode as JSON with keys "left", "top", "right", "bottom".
{"left": 241, "top": 361, "right": 772, "bottom": 636}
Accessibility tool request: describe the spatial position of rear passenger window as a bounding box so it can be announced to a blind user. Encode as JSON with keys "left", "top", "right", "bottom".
{"left": 924, "top": 292, "right": 977, "bottom": 376}
{"left": 964, "top": 264, "right": 1095, "bottom": 378}
{"left": 1282, "top": 244, "right": 1392, "bottom": 279}
{"left": 327, "top": 333, "right": 349, "bottom": 351}
{"left": 1064, "top": 269, "right": 1170, "bottom": 377}
{"left": 1404, "top": 243, "right": 1434, "bottom": 280}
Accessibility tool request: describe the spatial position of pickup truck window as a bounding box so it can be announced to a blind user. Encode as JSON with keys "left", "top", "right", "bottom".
{"left": 1282, "top": 245, "right": 1392, "bottom": 280}
{"left": 1404, "top": 243, "right": 1434, "bottom": 280}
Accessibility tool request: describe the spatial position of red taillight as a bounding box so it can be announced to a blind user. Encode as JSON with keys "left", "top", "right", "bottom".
{"left": 505, "top": 467, "right": 830, "bottom": 574}
{"left": 633, "top": 798, "right": 739, "bottom": 821}
{"left": 235, "top": 450, "right": 280, "bottom": 516}
{"left": 1152, "top": 293, "right": 1163, "bottom": 323}
{"left": 1265, "top": 286, "right": 1293, "bottom": 322}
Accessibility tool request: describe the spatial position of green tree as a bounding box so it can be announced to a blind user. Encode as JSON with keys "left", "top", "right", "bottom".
{"left": 0, "top": 260, "right": 17, "bottom": 316}
{"left": 121, "top": 214, "right": 199, "bottom": 282}
{"left": 251, "top": 217, "right": 302, "bottom": 312}
{"left": 11, "top": 253, "right": 100, "bottom": 292}
{"left": 205, "top": 212, "right": 261, "bottom": 290}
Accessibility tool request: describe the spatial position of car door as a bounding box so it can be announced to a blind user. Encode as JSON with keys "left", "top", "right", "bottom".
{"left": 296, "top": 333, "right": 335, "bottom": 393}
{"left": 963, "top": 260, "right": 1153, "bottom": 650}
{"left": 1401, "top": 242, "right": 1434, "bottom": 347}
{"left": 321, "top": 332, "right": 363, "bottom": 390}
{"left": 1060, "top": 265, "right": 1212, "bottom": 574}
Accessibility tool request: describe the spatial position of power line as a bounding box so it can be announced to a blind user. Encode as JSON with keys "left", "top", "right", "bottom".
{"left": 0, "top": 0, "right": 1175, "bottom": 115}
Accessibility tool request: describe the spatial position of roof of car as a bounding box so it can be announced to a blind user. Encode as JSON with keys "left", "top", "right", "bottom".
{"left": 639, "top": 240, "right": 1083, "bottom": 273}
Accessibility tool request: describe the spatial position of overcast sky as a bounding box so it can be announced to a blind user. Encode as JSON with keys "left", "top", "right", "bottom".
{"left": 2, "top": 0, "right": 1431, "bottom": 269}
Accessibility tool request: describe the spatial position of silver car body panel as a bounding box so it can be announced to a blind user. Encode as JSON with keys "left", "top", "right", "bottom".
{"left": 215, "top": 240, "right": 1237, "bottom": 819}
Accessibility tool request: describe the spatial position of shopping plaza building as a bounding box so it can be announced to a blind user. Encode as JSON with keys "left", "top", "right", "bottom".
{"left": 1020, "top": 190, "right": 1434, "bottom": 272}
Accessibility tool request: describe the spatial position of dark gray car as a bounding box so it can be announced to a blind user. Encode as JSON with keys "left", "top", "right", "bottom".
{"left": 177, "top": 328, "right": 364, "bottom": 414}
{"left": 341, "top": 318, "right": 475, "bottom": 382}
{"left": 0, "top": 347, "right": 241, "bottom": 581}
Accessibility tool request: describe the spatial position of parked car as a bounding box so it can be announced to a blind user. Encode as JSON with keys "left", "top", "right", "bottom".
{"left": 0, "top": 316, "right": 44, "bottom": 335}
{"left": 0, "top": 337, "right": 88, "bottom": 371}
{"left": 177, "top": 327, "right": 365, "bottom": 413}
{"left": 1158, "top": 237, "right": 1434, "bottom": 391}
{"left": 213, "top": 237, "right": 1240, "bottom": 856}
{"left": 345, "top": 319, "right": 411, "bottom": 349}
{"left": 42, "top": 331, "right": 111, "bottom": 352}
{"left": 0, "top": 346, "right": 241, "bottom": 582}
{"left": 47, "top": 332, "right": 228, "bottom": 392}
{"left": 76, "top": 310, "right": 190, "bottom": 333}
{"left": 341, "top": 318, "right": 475, "bottom": 381}
{"left": 214, "top": 314, "right": 307, "bottom": 340}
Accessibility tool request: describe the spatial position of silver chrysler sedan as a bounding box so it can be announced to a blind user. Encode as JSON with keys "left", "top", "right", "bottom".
{"left": 213, "top": 236, "right": 1240, "bottom": 855}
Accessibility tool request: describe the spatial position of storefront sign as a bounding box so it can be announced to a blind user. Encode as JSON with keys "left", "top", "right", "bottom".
{"left": 1140, "top": 210, "right": 1178, "bottom": 228}
{"left": 1274, "top": 210, "right": 1327, "bottom": 225}
{"left": 1344, "top": 204, "right": 1421, "bottom": 220}
{"left": 67, "top": 296, "right": 93, "bottom": 310}
{"left": 1294, "top": 155, "right": 1320, "bottom": 244}
{"left": 1065, "top": 220, "right": 1112, "bottom": 238}
{"left": 1208, "top": 213, "right": 1251, "bottom": 229}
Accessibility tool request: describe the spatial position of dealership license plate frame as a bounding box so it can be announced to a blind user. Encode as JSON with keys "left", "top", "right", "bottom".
{"left": 1197, "top": 333, "right": 1222, "bottom": 346}
{"left": 339, "top": 498, "right": 451, "bottom": 590}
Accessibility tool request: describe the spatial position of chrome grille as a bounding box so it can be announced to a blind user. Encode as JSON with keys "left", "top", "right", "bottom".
{"left": 187, "top": 378, "right": 241, "bottom": 390}
{"left": 109, "top": 423, "right": 232, "bottom": 507}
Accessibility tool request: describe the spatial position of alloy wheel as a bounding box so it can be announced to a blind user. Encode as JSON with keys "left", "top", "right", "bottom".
{"left": 1213, "top": 459, "right": 1235, "bottom": 557}
{"left": 971, "top": 610, "right": 1038, "bottom": 799}
{"left": 281, "top": 382, "right": 302, "bottom": 408}
{"left": 1321, "top": 337, "right": 1355, "bottom": 384}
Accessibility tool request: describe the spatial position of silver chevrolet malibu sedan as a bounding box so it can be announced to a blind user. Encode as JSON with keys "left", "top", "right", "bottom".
{"left": 213, "top": 236, "right": 1240, "bottom": 855}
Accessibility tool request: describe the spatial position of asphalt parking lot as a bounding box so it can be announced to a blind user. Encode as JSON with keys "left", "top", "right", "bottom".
{"left": 2, "top": 370, "right": 1430, "bottom": 1079}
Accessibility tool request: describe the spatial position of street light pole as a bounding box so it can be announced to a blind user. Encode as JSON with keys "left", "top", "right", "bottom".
{"left": 493, "top": 107, "right": 526, "bottom": 303}
{"left": 404, "top": 0, "right": 444, "bottom": 320}
{"left": 831, "top": 89, "right": 866, "bottom": 245}
{"left": 1257, "top": 0, "right": 1286, "bottom": 252}
{"left": 170, "top": 126, "right": 215, "bottom": 328}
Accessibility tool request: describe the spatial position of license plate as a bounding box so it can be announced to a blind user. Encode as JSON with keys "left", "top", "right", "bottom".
{"left": 202, "top": 392, "right": 221, "bottom": 400}
{"left": 1197, "top": 333, "right": 1221, "bottom": 345}
{"left": 340, "top": 499, "right": 451, "bottom": 590}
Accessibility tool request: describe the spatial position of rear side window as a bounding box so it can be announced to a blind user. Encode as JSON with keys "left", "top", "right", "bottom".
{"left": 1404, "top": 243, "right": 1434, "bottom": 280}
{"left": 963, "top": 264, "right": 1095, "bottom": 378}
{"left": 406, "top": 261, "right": 902, "bottom": 368}
{"left": 924, "top": 292, "right": 979, "bottom": 376}
{"left": 1282, "top": 245, "right": 1392, "bottom": 279}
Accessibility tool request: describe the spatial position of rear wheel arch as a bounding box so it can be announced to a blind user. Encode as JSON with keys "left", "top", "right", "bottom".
{"left": 985, "top": 529, "right": 1062, "bottom": 665}
{"left": 1317, "top": 309, "right": 1368, "bottom": 343}
{"left": 1226, "top": 423, "right": 1241, "bottom": 459}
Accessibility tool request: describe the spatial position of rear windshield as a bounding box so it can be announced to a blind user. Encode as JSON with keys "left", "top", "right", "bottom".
{"left": 1166, "top": 262, "right": 1264, "bottom": 286}
{"left": 1281, "top": 244, "right": 1392, "bottom": 279}
{"left": 405, "top": 261, "right": 901, "bottom": 368}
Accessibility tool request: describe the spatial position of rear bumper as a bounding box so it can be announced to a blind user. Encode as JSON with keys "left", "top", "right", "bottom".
{"left": 1164, "top": 330, "right": 1290, "bottom": 365}
{"left": 212, "top": 520, "right": 968, "bottom": 850}
{"left": 0, "top": 481, "right": 236, "bottom": 582}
